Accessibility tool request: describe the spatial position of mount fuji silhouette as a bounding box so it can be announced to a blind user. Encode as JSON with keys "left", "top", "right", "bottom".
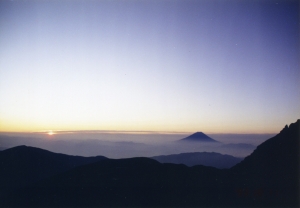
{"left": 1, "top": 120, "right": 299, "bottom": 207}
{"left": 179, "top": 132, "right": 219, "bottom": 142}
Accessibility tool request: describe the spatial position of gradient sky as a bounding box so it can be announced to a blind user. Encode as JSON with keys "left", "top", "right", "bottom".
{"left": 0, "top": 0, "right": 299, "bottom": 133}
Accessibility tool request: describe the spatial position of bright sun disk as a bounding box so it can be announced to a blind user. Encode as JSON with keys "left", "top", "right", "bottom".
{"left": 48, "top": 131, "right": 54, "bottom": 135}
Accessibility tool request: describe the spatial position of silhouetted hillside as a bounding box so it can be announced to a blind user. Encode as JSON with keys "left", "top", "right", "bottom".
{"left": 1, "top": 120, "right": 299, "bottom": 207}
{"left": 3, "top": 157, "right": 233, "bottom": 207}
{"left": 179, "top": 132, "right": 219, "bottom": 142}
{"left": 230, "top": 119, "right": 300, "bottom": 206}
{"left": 0, "top": 145, "right": 107, "bottom": 195}
{"left": 152, "top": 152, "right": 242, "bottom": 169}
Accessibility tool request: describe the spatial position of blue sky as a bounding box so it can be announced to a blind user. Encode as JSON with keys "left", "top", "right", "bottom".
{"left": 0, "top": 0, "right": 299, "bottom": 133}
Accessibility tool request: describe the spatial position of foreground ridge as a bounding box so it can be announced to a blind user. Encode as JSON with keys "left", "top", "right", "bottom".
{"left": 0, "top": 120, "right": 299, "bottom": 207}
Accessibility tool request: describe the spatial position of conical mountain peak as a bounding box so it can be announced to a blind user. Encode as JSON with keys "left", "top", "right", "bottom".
{"left": 180, "top": 132, "right": 219, "bottom": 142}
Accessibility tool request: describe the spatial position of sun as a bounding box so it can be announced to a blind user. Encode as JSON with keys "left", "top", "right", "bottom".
{"left": 47, "top": 130, "right": 54, "bottom": 136}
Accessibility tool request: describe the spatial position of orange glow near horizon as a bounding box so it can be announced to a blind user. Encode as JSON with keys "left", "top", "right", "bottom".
{"left": 0, "top": 1, "right": 299, "bottom": 142}
{"left": 47, "top": 130, "right": 54, "bottom": 136}
{"left": 0, "top": 121, "right": 283, "bottom": 135}
{"left": 0, "top": 115, "right": 292, "bottom": 135}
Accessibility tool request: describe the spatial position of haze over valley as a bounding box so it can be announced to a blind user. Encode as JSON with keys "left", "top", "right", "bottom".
{"left": 0, "top": 120, "right": 299, "bottom": 207}
{"left": 0, "top": 0, "right": 299, "bottom": 206}
{"left": 0, "top": 131, "right": 272, "bottom": 159}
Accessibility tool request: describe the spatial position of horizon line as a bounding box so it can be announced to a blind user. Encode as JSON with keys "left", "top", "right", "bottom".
{"left": 0, "top": 129, "right": 278, "bottom": 135}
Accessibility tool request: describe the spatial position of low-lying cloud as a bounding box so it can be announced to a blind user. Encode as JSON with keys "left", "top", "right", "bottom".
{"left": 0, "top": 132, "right": 274, "bottom": 158}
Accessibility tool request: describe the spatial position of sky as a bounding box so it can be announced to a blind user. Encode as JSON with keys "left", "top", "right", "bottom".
{"left": 0, "top": 0, "right": 299, "bottom": 134}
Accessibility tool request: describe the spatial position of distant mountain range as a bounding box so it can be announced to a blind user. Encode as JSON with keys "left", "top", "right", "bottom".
{"left": 179, "top": 132, "right": 219, "bottom": 142}
{"left": 0, "top": 119, "right": 299, "bottom": 207}
{"left": 152, "top": 152, "right": 243, "bottom": 169}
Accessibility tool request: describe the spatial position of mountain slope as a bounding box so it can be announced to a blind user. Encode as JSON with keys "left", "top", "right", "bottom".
{"left": 0, "top": 145, "right": 107, "bottom": 194}
{"left": 179, "top": 132, "right": 219, "bottom": 142}
{"left": 231, "top": 119, "right": 299, "bottom": 185}
{"left": 152, "top": 152, "right": 242, "bottom": 169}
{"left": 3, "top": 157, "right": 232, "bottom": 207}
{"left": 1, "top": 120, "right": 299, "bottom": 207}
{"left": 231, "top": 119, "right": 300, "bottom": 206}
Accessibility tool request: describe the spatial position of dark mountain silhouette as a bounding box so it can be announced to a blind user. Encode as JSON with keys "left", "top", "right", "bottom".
{"left": 0, "top": 145, "right": 107, "bottom": 196}
{"left": 179, "top": 132, "right": 219, "bottom": 142}
{"left": 152, "top": 152, "right": 243, "bottom": 169}
{"left": 1, "top": 120, "right": 299, "bottom": 207}
{"left": 3, "top": 157, "right": 232, "bottom": 207}
{"left": 230, "top": 119, "right": 300, "bottom": 206}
